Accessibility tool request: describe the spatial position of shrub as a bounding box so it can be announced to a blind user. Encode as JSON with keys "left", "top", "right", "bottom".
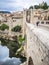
{"left": 0, "top": 24, "right": 9, "bottom": 31}
{"left": 12, "top": 25, "right": 21, "bottom": 32}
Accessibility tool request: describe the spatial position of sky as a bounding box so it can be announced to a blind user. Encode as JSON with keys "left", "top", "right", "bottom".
{"left": 0, "top": 0, "right": 49, "bottom": 11}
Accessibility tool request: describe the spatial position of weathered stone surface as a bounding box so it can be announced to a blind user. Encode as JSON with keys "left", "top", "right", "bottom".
{"left": 26, "top": 23, "right": 49, "bottom": 65}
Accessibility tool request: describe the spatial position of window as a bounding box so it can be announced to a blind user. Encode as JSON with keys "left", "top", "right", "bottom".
{"left": 4, "top": 21, "right": 7, "bottom": 22}
{"left": 13, "top": 20, "right": 16, "bottom": 22}
{"left": 46, "top": 22, "right": 49, "bottom": 24}
{"left": 41, "top": 22, "right": 44, "bottom": 24}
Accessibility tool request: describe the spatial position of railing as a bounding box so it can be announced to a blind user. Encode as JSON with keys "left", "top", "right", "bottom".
{"left": 26, "top": 22, "right": 49, "bottom": 49}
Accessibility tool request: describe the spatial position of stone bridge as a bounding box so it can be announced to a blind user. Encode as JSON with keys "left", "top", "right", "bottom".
{"left": 26, "top": 22, "right": 49, "bottom": 65}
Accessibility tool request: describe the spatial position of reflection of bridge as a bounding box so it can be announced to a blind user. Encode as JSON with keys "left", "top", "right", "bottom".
{"left": 26, "top": 22, "right": 49, "bottom": 65}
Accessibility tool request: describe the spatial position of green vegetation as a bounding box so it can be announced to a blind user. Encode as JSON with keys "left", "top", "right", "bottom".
{"left": 0, "top": 24, "right": 9, "bottom": 31}
{"left": 18, "top": 35, "right": 25, "bottom": 45}
{"left": 34, "top": 5, "right": 40, "bottom": 9}
{"left": 41, "top": 2, "right": 48, "bottom": 10}
{"left": 29, "top": 2, "right": 48, "bottom": 10}
{"left": 16, "top": 35, "right": 25, "bottom": 55}
{"left": 0, "top": 35, "right": 26, "bottom": 63}
{"left": 12, "top": 25, "right": 21, "bottom": 32}
{"left": 29, "top": 6, "right": 33, "bottom": 9}
{"left": 34, "top": 2, "right": 48, "bottom": 10}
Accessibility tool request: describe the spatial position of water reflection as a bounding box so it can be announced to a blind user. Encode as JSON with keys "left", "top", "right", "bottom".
{"left": 0, "top": 45, "right": 21, "bottom": 65}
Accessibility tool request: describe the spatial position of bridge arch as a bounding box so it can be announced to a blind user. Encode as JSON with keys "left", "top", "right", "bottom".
{"left": 28, "top": 57, "right": 34, "bottom": 65}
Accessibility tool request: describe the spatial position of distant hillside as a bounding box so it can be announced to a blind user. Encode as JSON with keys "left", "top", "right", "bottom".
{"left": 0, "top": 11, "right": 11, "bottom": 14}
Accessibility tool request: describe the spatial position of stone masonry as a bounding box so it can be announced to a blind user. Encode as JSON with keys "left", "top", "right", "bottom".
{"left": 26, "top": 22, "right": 49, "bottom": 65}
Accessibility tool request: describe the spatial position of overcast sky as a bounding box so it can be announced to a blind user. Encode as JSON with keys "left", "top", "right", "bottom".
{"left": 0, "top": 0, "right": 49, "bottom": 11}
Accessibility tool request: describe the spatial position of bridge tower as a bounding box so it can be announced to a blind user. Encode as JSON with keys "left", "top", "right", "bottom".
{"left": 22, "top": 9, "right": 33, "bottom": 38}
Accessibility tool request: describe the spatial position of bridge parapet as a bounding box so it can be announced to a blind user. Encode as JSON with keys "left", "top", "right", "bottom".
{"left": 26, "top": 22, "right": 49, "bottom": 65}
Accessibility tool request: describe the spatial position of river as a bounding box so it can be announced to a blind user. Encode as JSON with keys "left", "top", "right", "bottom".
{"left": 0, "top": 45, "right": 21, "bottom": 65}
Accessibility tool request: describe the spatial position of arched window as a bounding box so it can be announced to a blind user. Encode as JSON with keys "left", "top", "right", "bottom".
{"left": 26, "top": 10, "right": 31, "bottom": 23}
{"left": 28, "top": 57, "right": 34, "bottom": 65}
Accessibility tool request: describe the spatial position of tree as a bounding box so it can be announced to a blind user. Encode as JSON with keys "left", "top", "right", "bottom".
{"left": 0, "top": 24, "right": 9, "bottom": 31}
{"left": 34, "top": 5, "right": 40, "bottom": 9}
{"left": 12, "top": 25, "right": 21, "bottom": 32}
{"left": 42, "top": 2, "right": 48, "bottom": 10}
{"left": 34, "top": 2, "right": 48, "bottom": 10}
{"left": 29, "top": 6, "right": 33, "bottom": 9}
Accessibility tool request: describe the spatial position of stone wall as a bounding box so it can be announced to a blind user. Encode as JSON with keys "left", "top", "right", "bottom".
{"left": 26, "top": 22, "right": 49, "bottom": 65}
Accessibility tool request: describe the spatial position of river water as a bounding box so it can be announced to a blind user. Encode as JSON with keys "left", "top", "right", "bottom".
{"left": 0, "top": 45, "right": 21, "bottom": 65}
